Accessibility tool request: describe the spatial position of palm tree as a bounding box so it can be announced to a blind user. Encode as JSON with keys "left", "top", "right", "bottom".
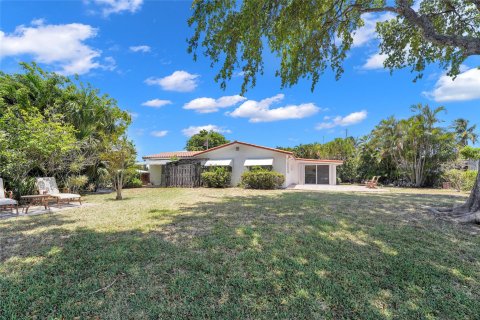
{"left": 451, "top": 118, "right": 478, "bottom": 146}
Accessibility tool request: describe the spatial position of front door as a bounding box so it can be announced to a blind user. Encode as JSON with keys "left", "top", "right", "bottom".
{"left": 304, "top": 165, "right": 330, "bottom": 184}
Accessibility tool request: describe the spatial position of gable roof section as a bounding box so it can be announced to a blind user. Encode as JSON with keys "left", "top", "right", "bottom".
{"left": 143, "top": 151, "right": 200, "bottom": 159}
{"left": 193, "top": 141, "right": 294, "bottom": 156}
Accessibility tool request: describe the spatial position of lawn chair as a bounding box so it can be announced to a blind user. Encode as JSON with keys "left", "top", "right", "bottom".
{"left": 36, "top": 177, "right": 82, "bottom": 205}
{"left": 0, "top": 178, "right": 18, "bottom": 215}
{"left": 366, "top": 176, "right": 380, "bottom": 189}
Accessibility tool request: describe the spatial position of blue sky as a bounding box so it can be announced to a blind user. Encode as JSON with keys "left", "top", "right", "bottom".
{"left": 1, "top": 0, "right": 479, "bottom": 159}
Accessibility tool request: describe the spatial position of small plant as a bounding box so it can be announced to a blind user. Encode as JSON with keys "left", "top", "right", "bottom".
{"left": 67, "top": 175, "right": 89, "bottom": 193}
{"left": 201, "top": 166, "right": 231, "bottom": 188}
{"left": 241, "top": 169, "right": 285, "bottom": 189}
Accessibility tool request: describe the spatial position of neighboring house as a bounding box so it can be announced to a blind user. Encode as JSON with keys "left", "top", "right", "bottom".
{"left": 143, "top": 141, "right": 343, "bottom": 187}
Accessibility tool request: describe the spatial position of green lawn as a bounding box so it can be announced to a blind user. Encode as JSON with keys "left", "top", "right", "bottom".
{"left": 1, "top": 188, "right": 479, "bottom": 319}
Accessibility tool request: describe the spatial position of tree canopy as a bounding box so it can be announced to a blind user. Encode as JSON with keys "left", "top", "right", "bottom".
{"left": 186, "top": 129, "right": 230, "bottom": 151}
{"left": 0, "top": 63, "right": 133, "bottom": 196}
{"left": 188, "top": 0, "right": 480, "bottom": 93}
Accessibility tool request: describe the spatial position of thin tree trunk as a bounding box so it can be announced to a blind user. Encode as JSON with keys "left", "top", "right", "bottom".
{"left": 116, "top": 172, "right": 123, "bottom": 200}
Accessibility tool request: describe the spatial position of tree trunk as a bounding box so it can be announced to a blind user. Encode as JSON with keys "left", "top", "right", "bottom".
{"left": 115, "top": 172, "right": 123, "bottom": 200}
{"left": 436, "top": 161, "right": 480, "bottom": 223}
{"left": 116, "top": 186, "right": 123, "bottom": 200}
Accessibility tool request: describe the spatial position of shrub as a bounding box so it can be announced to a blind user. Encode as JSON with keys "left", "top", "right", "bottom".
{"left": 125, "top": 178, "right": 143, "bottom": 188}
{"left": 241, "top": 169, "right": 285, "bottom": 189}
{"left": 201, "top": 166, "right": 231, "bottom": 188}
{"left": 463, "top": 170, "right": 478, "bottom": 191}
{"left": 443, "top": 169, "right": 477, "bottom": 191}
{"left": 67, "top": 175, "right": 89, "bottom": 193}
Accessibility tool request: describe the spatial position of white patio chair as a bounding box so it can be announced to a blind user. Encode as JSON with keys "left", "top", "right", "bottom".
{"left": 36, "top": 177, "right": 82, "bottom": 205}
{"left": 0, "top": 178, "right": 18, "bottom": 214}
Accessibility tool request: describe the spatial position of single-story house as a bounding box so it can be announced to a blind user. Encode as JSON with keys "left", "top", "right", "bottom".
{"left": 143, "top": 141, "right": 343, "bottom": 188}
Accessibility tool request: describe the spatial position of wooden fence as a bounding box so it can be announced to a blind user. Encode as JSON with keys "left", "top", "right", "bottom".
{"left": 164, "top": 161, "right": 202, "bottom": 187}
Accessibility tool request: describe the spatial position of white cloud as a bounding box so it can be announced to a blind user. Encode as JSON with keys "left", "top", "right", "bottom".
{"left": 0, "top": 21, "right": 103, "bottom": 75}
{"left": 361, "top": 52, "right": 388, "bottom": 70}
{"left": 181, "top": 125, "right": 231, "bottom": 137}
{"left": 129, "top": 45, "right": 150, "bottom": 53}
{"left": 228, "top": 94, "right": 320, "bottom": 123}
{"left": 128, "top": 111, "right": 138, "bottom": 119}
{"left": 141, "top": 99, "right": 172, "bottom": 108}
{"left": 145, "top": 71, "right": 199, "bottom": 92}
{"left": 352, "top": 12, "right": 395, "bottom": 47}
{"left": 89, "top": 0, "right": 143, "bottom": 16}
{"left": 151, "top": 130, "right": 168, "bottom": 138}
{"left": 423, "top": 68, "right": 480, "bottom": 102}
{"left": 183, "top": 95, "right": 246, "bottom": 113}
{"left": 316, "top": 110, "right": 367, "bottom": 130}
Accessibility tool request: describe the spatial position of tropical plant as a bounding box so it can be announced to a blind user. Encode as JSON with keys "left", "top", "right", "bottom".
{"left": 186, "top": 129, "right": 230, "bottom": 151}
{"left": 0, "top": 62, "right": 132, "bottom": 194}
{"left": 451, "top": 119, "right": 478, "bottom": 146}
{"left": 370, "top": 104, "right": 456, "bottom": 187}
{"left": 100, "top": 137, "right": 137, "bottom": 200}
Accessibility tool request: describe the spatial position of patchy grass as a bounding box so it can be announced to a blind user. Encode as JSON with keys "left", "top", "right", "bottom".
{"left": 1, "top": 188, "right": 479, "bottom": 319}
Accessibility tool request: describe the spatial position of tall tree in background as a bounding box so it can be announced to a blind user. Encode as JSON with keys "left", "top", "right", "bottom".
{"left": 370, "top": 105, "right": 456, "bottom": 187}
{"left": 188, "top": 0, "right": 480, "bottom": 223}
{"left": 451, "top": 118, "right": 478, "bottom": 146}
{"left": 186, "top": 130, "right": 229, "bottom": 151}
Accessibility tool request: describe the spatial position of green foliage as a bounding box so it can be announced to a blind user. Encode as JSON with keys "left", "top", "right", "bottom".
{"left": 460, "top": 146, "right": 480, "bottom": 161}
{"left": 451, "top": 119, "right": 478, "bottom": 146}
{"left": 280, "top": 104, "right": 459, "bottom": 187}
{"left": 443, "top": 169, "right": 478, "bottom": 191}
{"left": 185, "top": 129, "right": 229, "bottom": 151}
{"left": 368, "top": 104, "right": 456, "bottom": 187}
{"left": 100, "top": 137, "right": 137, "bottom": 200}
{"left": 201, "top": 166, "right": 231, "bottom": 188}
{"left": 188, "top": 1, "right": 480, "bottom": 94}
{"left": 241, "top": 169, "right": 285, "bottom": 189}
{"left": 126, "top": 178, "right": 143, "bottom": 188}
{"left": 67, "top": 175, "right": 89, "bottom": 193}
{"left": 0, "top": 62, "right": 132, "bottom": 193}
{"left": 463, "top": 170, "right": 478, "bottom": 191}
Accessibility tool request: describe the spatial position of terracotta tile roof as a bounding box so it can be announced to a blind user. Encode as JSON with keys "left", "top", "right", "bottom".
{"left": 143, "top": 151, "right": 201, "bottom": 159}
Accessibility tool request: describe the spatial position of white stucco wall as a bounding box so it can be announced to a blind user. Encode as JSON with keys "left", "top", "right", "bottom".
{"left": 149, "top": 165, "right": 163, "bottom": 185}
{"left": 194, "top": 143, "right": 290, "bottom": 187}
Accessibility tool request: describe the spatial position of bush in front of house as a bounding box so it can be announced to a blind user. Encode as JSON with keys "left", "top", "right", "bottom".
{"left": 241, "top": 169, "right": 285, "bottom": 189}
{"left": 125, "top": 178, "right": 143, "bottom": 188}
{"left": 201, "top": 166, "right": 231, "bottom": 188}
{"left": 443, "top": 169, "right": 477, "bottom": 191}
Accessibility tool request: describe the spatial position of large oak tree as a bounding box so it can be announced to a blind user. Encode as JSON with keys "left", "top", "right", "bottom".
{"left": 188, "top": 0, "right": 480, "bottom": 223}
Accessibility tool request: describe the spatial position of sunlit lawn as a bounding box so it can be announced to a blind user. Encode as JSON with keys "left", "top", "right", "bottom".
{"left": 1, "top": 188, "right": 479, "bottom": 319}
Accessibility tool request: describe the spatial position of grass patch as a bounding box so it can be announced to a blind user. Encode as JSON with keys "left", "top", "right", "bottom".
{"left": 1, "top": 188, "right": 479, "bottom": 319}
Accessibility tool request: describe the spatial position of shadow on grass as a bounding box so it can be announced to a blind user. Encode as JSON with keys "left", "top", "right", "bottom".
{"left": 0, "top": 191, "right": 479, "bottom": 319}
